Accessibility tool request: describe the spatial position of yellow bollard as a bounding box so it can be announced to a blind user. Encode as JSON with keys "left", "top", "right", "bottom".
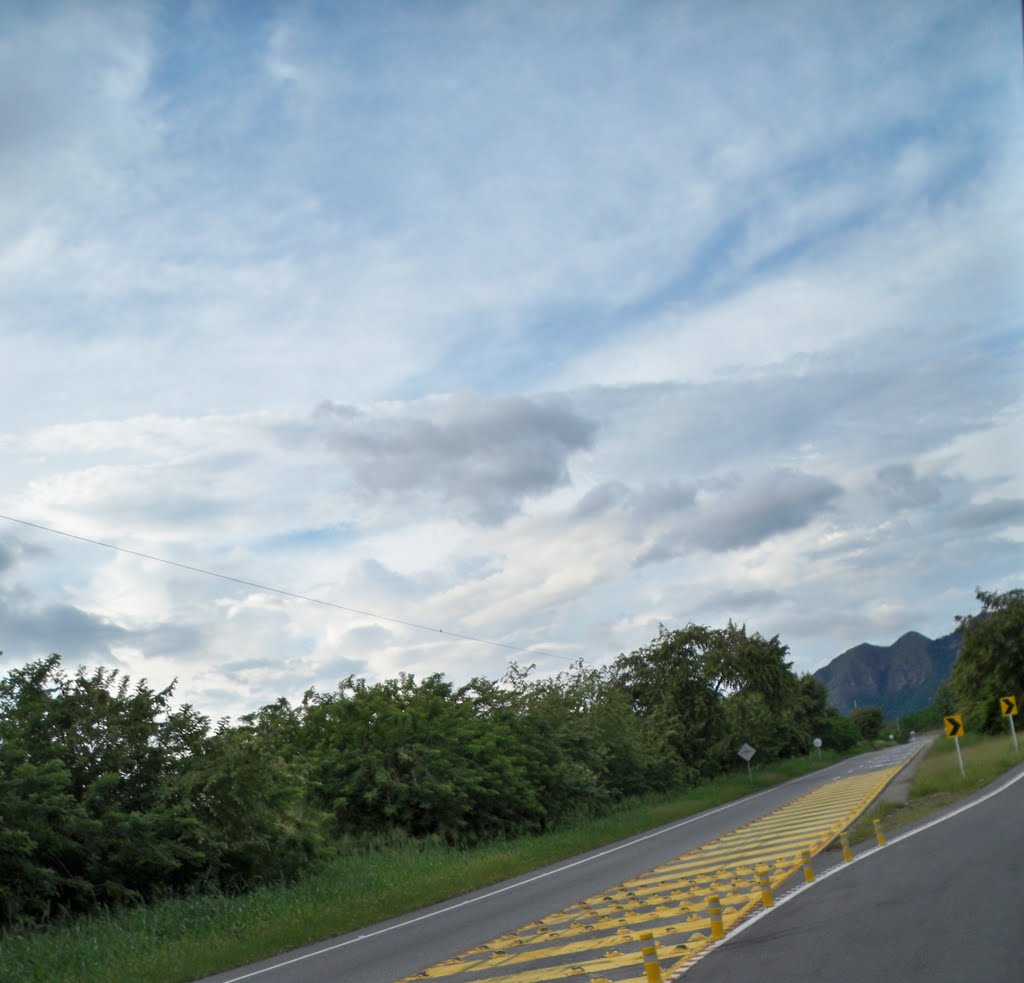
{"left": 801, "top": 849, "right": 815, "bottom": 883}
{"left": 757, "top": 866, "right": 774, "bottom": 907}
{"left": 707, "top": 895, "right": 725, "bottom": 940}
{"left": 873, "top": 818, "right": 887, "bottom": 847}
{"left": 839, "top": 831, "right": 853, "bottom": 863}
{"left": 639, "top": 932, "right": 664, "bottom": 983}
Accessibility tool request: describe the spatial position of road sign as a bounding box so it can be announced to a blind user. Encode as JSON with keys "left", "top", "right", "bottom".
{"left": 738, "top": 743, "right": 756, "bottom": 783}
{"left": 813, "top": 738, "right": 822, "bottom": 748}
{"left": 1000, "top": 696, "right": 1019, "bottom": 753}
{"left": 944, "top": 715, "right": 964, "bottom": 738}
{"left": 944, "top": 716, "right": 966, "bottom": 777}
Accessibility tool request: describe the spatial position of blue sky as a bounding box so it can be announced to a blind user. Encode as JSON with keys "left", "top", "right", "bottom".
{"left": 1, "top": 0, "right": 1021, "bottom": 720}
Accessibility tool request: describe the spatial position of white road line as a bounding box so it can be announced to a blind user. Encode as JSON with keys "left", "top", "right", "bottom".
{"left": 669, "top": 763, "right": 1024, "bottom": 980}
{"left": 212, "top": 747, "right": 919, "bottom": 982}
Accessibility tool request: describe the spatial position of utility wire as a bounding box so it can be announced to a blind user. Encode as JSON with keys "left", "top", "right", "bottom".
{"left": 0, "top": 513, "right": 569, "bottom": 662}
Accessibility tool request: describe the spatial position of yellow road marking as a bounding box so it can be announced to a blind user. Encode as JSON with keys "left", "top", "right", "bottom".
{"left": 397, "top": 764, "right": 901, "bottom": 983}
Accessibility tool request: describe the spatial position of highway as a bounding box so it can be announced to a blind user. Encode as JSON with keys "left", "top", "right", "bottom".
{"left": 196, "top": 743, "right": 922, "bottom": 983}
{"left": 678, "top": 761, "right": 1024, "bottom": 983}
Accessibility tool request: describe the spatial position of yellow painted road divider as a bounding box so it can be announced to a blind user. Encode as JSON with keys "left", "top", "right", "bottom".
{"left": 800, "top": 849, "right": 815, "bottom": 883}
{"left": 397, "top": 763, "right": 903, "bottom": 983}
{"left": 839, "top": 831, "right": 852, "bottom": 862}
{"left": 757, "top": 865, "right": 774, "bottom": 907}
{"left": 639, "top": 932, "right": 664, "bottom": 983}
{"left": 706, "top": 896, "right": 724, "bottom": 940}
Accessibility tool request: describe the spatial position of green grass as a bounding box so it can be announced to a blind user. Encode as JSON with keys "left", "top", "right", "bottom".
{"left": 0, "top": 751, "right": 848, "bottom": 983}
{"left": 848, "top": 731, "right": 1023, "bottom": 845}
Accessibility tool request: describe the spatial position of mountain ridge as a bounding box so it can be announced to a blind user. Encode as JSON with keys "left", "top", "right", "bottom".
{"left": 812, "top": 628, "right": 961, "bottom": 718}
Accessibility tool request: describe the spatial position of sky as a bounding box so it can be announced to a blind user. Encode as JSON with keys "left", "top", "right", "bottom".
{"left": 1, "top": 0, "right": 1022, "bottom": 722}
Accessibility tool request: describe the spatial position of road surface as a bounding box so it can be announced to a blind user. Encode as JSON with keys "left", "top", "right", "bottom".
{"left": 196, "top": 743, "right": 921, "bottom": 983}
{"left": 680, "top": 762, "right": 1024, "bottom": 983}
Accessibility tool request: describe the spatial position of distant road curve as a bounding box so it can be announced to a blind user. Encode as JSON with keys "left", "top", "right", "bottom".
{"left": 678, "top": 762, "right": 1024, "bottom": 983}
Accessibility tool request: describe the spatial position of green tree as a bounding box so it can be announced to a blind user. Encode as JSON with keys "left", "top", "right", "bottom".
{"left": 900, "top": 681, "right": 956, "bottom": 733}
{"left": 709, "top": 690, "right": 788, "bottom": 769}
{"left": 951, "top": 588, "right": 1024, "bottom": 732}
{"left": 171, "top": 723, "right": 330, "bottom": 889}
{"left": 302, "top": 671, "right": 543, "bottom": 843}
{"left": 613, "top": 623, "right": 801, "bottom": 778}
{"left": 612, "top": 625, "right": 722, "bottom": 778}
{"left": 702, "top": 622, "right": 796, "bottom": 712}
{"left": 821, "top": 711, "right": 861, "bottom": 752}
{"left": 0, "top": 655, "right": 207, "bottom": 922}
{"left": 779, "top": 674, "right": 833, "bottom": 757}
{"left": 848, "top": 706, "right": 884, "bottom": 740}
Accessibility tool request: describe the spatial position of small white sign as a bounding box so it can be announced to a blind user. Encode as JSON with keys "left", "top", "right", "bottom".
{"left": 738, "top": 743, "right": 756, "bottom": 762}
{"left": 812, "top": 738, "right": 823, "bottom": 748}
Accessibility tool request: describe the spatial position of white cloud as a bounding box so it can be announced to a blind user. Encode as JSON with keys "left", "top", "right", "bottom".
{"left": 1, "top": 0, "right": 1020, "bottom": 718}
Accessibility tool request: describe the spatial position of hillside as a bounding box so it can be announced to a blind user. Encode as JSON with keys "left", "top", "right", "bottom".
{"left": 813, "top": 629, "right": 961, "bottom": 718}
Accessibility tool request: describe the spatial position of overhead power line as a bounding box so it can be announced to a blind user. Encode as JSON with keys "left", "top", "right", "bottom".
{"left": 0, "top": 513, "right": 569, "bottom": 662}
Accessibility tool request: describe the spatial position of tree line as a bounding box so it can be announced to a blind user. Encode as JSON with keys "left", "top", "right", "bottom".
{"left": 1, "top": 620, "right": 859, "bottom": 927}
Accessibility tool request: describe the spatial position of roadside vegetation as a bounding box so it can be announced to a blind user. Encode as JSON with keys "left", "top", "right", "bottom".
{"left": 1, "top": 619, "right": 857, "bottom": 980}
{"left": 0, "top": 751, "right": 849, "bottom": 983}
{"left": 2, "top": 586, "right": 1019, "bottom": 981}
{"left": 849, "top": 586, "right": 1024, "bottom": 841}
{"left": 0, "top": 621, "right": 860, "bottom": 931}
{"left": 850, "top": 731, "right": 1022, "bottom": 844}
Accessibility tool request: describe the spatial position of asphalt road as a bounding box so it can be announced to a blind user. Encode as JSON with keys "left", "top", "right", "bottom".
{"left": 196, "top": 743, "right": 922, "bottom": 983}
{"left": 680, "top": 763, "right": 1024, "bottom": 983}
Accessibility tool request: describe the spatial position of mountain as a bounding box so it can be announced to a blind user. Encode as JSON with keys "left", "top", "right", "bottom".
{"left": 813, "top": 629, "right": 961, "bottom": 719}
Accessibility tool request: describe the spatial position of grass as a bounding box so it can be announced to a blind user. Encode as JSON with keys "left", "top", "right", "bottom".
{"left": 1, "top": 751, "right": 847, "bottom": 983}
{"left": 848, "top": 730, "right": 1023, "bottom": 845}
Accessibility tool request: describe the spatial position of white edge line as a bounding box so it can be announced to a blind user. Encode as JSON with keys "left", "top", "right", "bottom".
{"left": 668, "top": 763, "right": 1024, "bottom": 980}
{"left": 212, "top": 749, "right": 913, "bottom": 982}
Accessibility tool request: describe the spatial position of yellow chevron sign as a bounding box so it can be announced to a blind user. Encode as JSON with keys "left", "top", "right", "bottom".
{"left": 1000, "top": 695, "right": 1018, "bottom": 717}
{"left": 944, "top": 714, "right": 964, "bottom": 738}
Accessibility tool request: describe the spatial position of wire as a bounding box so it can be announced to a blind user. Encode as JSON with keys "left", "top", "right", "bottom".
{"left": 0, "top": 513, "right": 571, "bottom": 662}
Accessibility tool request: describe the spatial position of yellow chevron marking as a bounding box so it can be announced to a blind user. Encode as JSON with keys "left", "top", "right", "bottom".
{"left": 397, "top": 764, "right": 902, "bottom": 983}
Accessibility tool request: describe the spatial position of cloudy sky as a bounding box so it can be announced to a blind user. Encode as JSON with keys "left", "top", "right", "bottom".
{"left": 1, "top": 0, "right": 1021, "bottom": 720}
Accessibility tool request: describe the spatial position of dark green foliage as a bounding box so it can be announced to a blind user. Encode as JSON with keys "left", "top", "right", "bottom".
{"left": 611, "top": 622, "right": 799, "bottom": 778}
{"left": 301, "top": 671, "right": 543, "bottom": 842}
{"left": 171, "top": 725, "right": 330, "bottom": 889}
{"left": 900, "top": 680, "right": 956, "bottom": 733}
{"left": 0, "top": 616, "right": 855, "bottom": 930}
{"left": 848, "top": 706, "right": 884, "bottom": 740}
{"left": 951, "top": 588, "right": 1024, "bottom": 733}
{"left": 0, "top": 655, "right": 327, "bottom": 927}
{"left": 820, "top": 710, "right": 861, "bottom": 751}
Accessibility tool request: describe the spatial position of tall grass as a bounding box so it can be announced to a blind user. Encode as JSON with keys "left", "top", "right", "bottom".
{"left": 910, "top": 731, "right": 1021, "bottom": 795}
{"left": 0, "top": 752, "right": 842, "bottom": 983}
{"left": 850, "top": 731, "right": 1023, "bottom": 843}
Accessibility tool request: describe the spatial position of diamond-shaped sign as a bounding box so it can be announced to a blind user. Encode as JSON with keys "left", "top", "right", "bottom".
{"left": 738, "top": 743, "right": 756, "bottom": 762}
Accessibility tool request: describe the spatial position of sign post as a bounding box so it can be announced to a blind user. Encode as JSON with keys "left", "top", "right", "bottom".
{"left": 999, "top": 696, "right": 1019, "bottom": 753}
{"left": 812, "top": 737, "right": 822, "bottom": 759}
{"left": 944, "top": 714, "right": 965, "bottom": 778}
{"left": 738, "top": 743, "right": 756, "bottom": 783}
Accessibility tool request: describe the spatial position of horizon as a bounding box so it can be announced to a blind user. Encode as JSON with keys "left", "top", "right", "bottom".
{"left": 2, "top": 0, "right": 1021, "bottom": 722}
